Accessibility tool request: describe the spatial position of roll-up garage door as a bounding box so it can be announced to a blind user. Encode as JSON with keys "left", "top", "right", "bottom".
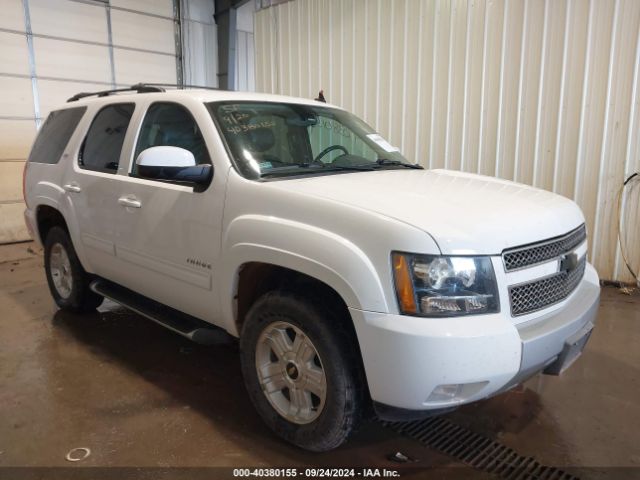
{"left": 0, "top": 0, "right": 181, "bottom": 243}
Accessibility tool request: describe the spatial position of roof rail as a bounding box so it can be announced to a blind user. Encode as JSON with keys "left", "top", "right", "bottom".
{"left": 66, "top": 83, "right": 166, "bottom": 103}
{"left": 139, "top": 82, "right": 226, "bottom": 92}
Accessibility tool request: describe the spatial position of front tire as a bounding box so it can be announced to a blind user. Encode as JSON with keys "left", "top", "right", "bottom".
{"left": 44, "top": 226, "right": 103, "bottom": 312}
{"left": 240, "top": 291, "right": 363, "bottom": 452}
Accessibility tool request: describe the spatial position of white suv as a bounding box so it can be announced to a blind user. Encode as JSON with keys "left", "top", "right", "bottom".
{"left": 23, "top": 84, "right": 600, "bottom": 451}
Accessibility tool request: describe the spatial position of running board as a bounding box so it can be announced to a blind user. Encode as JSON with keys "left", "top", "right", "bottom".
{"left": 90, "top": 279, "right": 232, "bottom": 345}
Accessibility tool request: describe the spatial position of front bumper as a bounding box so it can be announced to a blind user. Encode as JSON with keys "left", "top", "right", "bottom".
{"left": 350, "top": 262, "right": 600, "bottom": 417}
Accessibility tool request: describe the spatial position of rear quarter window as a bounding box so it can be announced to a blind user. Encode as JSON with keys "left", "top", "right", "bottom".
{"left": 28, "top": 107, "right": 87, "bottom": 164}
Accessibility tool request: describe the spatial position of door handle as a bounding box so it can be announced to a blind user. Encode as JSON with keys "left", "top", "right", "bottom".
{"left": 63, "top": 183, "right": 81, "bottom": 193}
{"left": 118, "top": 196, "right": 142, "bottom": 209}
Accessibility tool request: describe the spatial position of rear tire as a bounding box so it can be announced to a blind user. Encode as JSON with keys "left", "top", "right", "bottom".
{"left": 240, "top": 290, "right": 363, "bottom": 452}
{"left": 44, "top": 226, "right": 103, "bottom": 312}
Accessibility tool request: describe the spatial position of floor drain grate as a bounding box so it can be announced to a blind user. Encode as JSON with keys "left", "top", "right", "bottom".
{"left": 383, "top": 417, "right": 579, "bottom": 479}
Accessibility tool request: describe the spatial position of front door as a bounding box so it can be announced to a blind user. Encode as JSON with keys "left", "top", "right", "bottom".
{"left": 113, "top": 100, "right": 226, "bottom": 324}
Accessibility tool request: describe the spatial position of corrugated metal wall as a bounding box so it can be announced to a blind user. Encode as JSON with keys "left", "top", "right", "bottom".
{"left": 235, "top": 0, "right": 256, "bottom": 91}
{"left": 254, "top": 0, "right": 640, "bottom": 283}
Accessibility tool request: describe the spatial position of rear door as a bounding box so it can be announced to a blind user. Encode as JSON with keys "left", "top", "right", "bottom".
{"left": 62, "top": 103, "right": 135, "bottom": 279}
{"left": 112, "top": 99, "right": 226, "bottom": 324}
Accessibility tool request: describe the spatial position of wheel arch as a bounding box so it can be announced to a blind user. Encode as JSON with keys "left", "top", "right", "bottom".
{"left": 221, "top": 215, "right": 389, "bottom": 338}
{"left": 34, "top": 200, "right": 92, "bottom": 273}
{"left": 233, "top": 261, "right": 356, "bottom": 337}
{"left": 36, "top": 204, "right": 69, "bottom": 244}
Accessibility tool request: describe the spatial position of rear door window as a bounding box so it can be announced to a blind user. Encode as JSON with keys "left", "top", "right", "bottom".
{"left": 28, "top": 107, "right": 87, "bottom": 164}
{"left": 79, "top": 103, "right": 135, "bottom": 173}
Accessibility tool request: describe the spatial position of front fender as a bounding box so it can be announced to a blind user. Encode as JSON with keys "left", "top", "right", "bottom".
{"left": 220, "top": 215, "right": 387, "bottom": 335}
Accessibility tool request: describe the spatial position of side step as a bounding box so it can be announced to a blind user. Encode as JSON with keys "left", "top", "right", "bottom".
{"left": 90, "top": 278, "right": 233, "bottom": 345}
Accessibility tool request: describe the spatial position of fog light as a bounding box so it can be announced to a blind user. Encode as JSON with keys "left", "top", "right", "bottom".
{"left": 426, "top": 381, "right": 489, "bottom": 404}
{"left": 427, "top": 384, "right": 464, "bottom": 402}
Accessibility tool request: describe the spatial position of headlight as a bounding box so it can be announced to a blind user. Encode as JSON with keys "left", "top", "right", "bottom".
{"left": 392, "top": 252, "right": 499, "bottom": 317}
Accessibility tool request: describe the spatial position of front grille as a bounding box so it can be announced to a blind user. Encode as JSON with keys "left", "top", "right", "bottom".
{"left": 503, "top": 225, "right": 586, "bottom": 271}
{"left": 509, "top": 256, "right": 586, "bottom": 316}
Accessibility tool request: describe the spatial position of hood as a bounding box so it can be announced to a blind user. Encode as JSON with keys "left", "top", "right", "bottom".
{"left": 272, "top": 169, "right": 585, "bottom": 255}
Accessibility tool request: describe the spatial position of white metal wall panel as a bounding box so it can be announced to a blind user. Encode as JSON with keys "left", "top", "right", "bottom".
{"left": 182, "top": 20, "right": 218, "bottom": 87}
{"left": 111, "top": 0, "right": 174, "bottom": 18}
{"left": 181, "top": 0, "right": 218, "bottom": 88}
{"left": 111, "top": 9, "right": 176, "bottom": 54}
{"left": 33, "top": 37, "right": 112, "bottom": 83}
{"left": 235, "top": 31, "right": 256, "bottom": 91}
{"left": 254, "top": 0, "right": 640, "bottom": 282}
{"left": 37, "top": 79, "right": 106, "bottom": 118}
{"left": 0, "top": 76, "right": 34, "bottom": 117}
{"left": 29, "top": 0, "right": 109, "bottom": 43}
{"left": 0, "top": 163, "right": 26, "bottom": 201}
{"left": 113, "top": 49, "right": 177, "bottom": 85}
{"left": 0, "top": 203, "right": 29, "bottom": 245}
{"left": 183, "top": 0, "right": 214, "bottom": 23}
{"left": 591, "top": 0, "right": 640, "bottom": 278}
{"left": 0, "top": 0, "right": 32, "bottom": 244}
{"left": 235, "top": 0, "right": 255, "bottom": 91}
{"left": 247, "top": 36, "right": 255, "bottom": 91}
{"left": 0, "top": 32, "right": 30, "bottom": 75}
{"left": 0, "top": 120, "right": 35, "bottom": 160}
{"left": 0, "top": 0, "right": 26, "bottom": 31}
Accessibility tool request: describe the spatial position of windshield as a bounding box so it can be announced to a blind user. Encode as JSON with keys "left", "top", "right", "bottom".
{"left": 207, "top": 101, "right": 416, "bottom": 179}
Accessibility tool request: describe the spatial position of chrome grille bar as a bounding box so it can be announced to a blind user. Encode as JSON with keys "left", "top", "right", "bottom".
{"left": 509, "top": 256, "right": 587, "bottom": 316}
{"left": 502, "top": 224, "right": 586, "bottom": 272}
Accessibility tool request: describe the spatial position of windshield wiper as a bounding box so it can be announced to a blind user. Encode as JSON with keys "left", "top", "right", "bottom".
{"left": 259, "top": 163, "right": 375, "bottom": 178}
{"left": 320, "top": 164, "right": 376, "bottom": 172}
{"left": 375, "top": 159, "right": 424, "bottom": 169}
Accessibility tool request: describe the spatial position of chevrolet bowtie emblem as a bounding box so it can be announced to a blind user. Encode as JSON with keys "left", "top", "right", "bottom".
{"left": 560, "top": 253, "right": 579, "bottom": 273}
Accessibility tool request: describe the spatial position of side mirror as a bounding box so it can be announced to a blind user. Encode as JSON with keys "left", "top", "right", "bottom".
{"left": 136, "top": 146, "right": 213, "bottom": 186}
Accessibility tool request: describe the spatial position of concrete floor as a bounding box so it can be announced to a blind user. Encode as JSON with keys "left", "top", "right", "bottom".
{"left": 1, "top": 242, "right": 639, "bottom": 478}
